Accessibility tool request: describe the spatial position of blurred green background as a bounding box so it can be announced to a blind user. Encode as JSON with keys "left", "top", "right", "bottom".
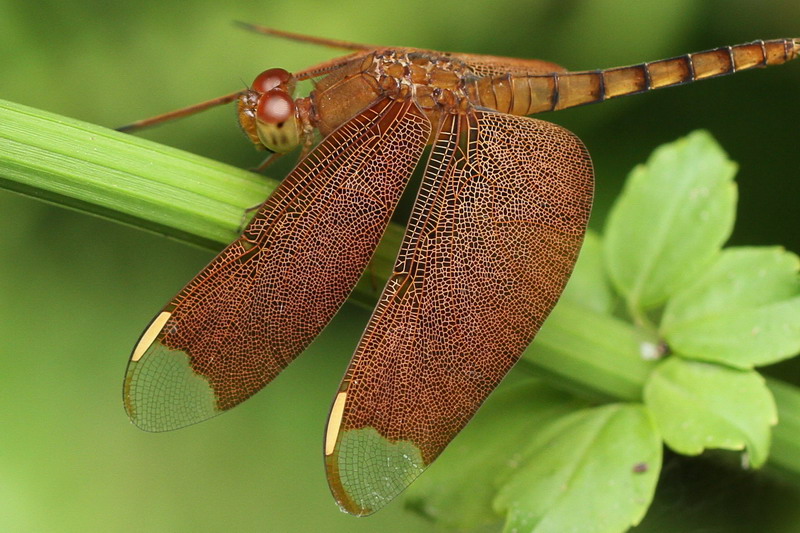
{"left": 2, "top": 1, "right": 799, "bottom": 531}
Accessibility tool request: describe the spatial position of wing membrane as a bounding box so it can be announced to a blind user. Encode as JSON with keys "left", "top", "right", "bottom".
{"left": 325, "top": 110, "right": 594, "bottom": 514}
{"left": 124, "top": 98, "right": 431, "bottom": 431}
{"left": 448, "top": 51, "right": 567, "bottom": 77}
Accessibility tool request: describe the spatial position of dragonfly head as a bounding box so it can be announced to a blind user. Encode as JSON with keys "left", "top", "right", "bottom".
{"left": 238, "top": 68, "right": 302, "bottom": 153}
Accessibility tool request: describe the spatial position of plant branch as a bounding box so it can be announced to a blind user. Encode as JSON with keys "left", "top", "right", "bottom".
{"left": 2, "top": 98, "right": 798, "bottom": 480}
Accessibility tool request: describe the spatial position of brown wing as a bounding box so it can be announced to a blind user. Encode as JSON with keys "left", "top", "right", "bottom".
{"left": 324, "top": 109, "right": 593, "bottom": 515}
{"left": 124, "top": 98, "right": 431, "bottom": 432}
{"left": 447, "top": 51, "right": 567, "bottom": 77}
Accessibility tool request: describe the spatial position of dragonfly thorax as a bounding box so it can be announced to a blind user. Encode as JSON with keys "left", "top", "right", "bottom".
{"left": 373, "top": 51, "right": 474, "bottom": 111}
{"left": 305, "top": 50, "right": 476, "bottom": 141}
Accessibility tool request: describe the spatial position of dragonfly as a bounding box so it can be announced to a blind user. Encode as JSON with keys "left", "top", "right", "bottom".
{"left": 121, "top": 25, "right": 799, "bottom": 515}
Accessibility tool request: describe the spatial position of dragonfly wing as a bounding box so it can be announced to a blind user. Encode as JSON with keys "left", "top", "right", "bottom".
{"left": 124, "top": 98, "right": 431, "bottom": 432}
{"left": 324, "top": 109, "right": 594, "bottom": 515}
{"left": 448, "top": 52, "right": 567, "bottom": 76}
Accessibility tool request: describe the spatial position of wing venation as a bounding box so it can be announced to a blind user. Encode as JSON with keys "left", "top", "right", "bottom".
{"left": 325, "top": 109, "right": 594, "bottom": 514}
{"left": 124, "top": 97, "right": 431, "bottom": 432}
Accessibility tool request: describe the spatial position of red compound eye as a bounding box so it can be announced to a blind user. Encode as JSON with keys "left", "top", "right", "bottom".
{"left": 251, "top": 68, "right": 292, "bottom": 94}
{"left": 256, "top": 90, "right": 294, "bottom": 124}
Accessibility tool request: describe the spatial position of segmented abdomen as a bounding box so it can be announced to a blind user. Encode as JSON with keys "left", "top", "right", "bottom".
{"left": 471, "top": 38, "right": 800, "bottom": 116}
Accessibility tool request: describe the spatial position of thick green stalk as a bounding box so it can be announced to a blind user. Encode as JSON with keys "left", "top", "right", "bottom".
{"left": 2, "top": 98, "right": 798, "bottom": 479}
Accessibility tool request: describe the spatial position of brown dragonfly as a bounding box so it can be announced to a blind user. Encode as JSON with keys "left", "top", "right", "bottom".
{"left": 121, "top": 25, "right": 799, "bottom": 515}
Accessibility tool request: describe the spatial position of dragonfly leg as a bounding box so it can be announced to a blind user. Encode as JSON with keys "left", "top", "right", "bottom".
{"left": 250, "top": 151, "right": 284, "bottom": 173}
{"left": 116, "top": 91, "right": 244, "bottom": 133}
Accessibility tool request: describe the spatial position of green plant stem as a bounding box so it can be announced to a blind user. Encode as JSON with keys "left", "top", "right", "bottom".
{"left": 0, "top": 99, "right": 272, "bottom": 249}
{"left": 2, "top": 98, "right": 799, "bottom": 481}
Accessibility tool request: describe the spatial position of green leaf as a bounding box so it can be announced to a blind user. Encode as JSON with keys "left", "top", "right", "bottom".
{"left": 603, "top": 131, "right": 737, "bottom": 310}
{"left": 560, "top": 230, "right": 615, "bottom": 314}
{"left": 405, "top": 380, "right": 587, "bottom": 529}
{"left": 493, "top": 404, "right": 661, "bottom": 533}
{"left": 644, "top": 357, "right": 777, "bottom": 467}
{"left": 661, "top": 247, "right": 800, "bottom": 368}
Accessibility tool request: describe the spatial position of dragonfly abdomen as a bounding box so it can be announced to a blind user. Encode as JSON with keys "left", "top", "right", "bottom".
{"left": 471, "top": 38, "right": 800, "bottom": 116}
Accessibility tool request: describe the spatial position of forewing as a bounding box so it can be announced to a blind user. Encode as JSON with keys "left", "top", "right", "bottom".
{"left": 448, "top": 51, "right": 567, "bottom": 77}
{"left": 385, "top": 47, "right": 567, "bottom": 77}
{"left": 124, "top": 98, "right": 431, "bottom": 432}
{"left": 324, "top": 110, "right": 594, "bottom": 514}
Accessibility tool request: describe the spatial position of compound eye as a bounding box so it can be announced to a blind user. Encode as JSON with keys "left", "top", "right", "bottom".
{"left": 256, "top": 90, "right": 294, "bottom": 124}
{"left": 251, "top": 68, "right": 292, "bottom": 94}
{"left": 254, "top": 90, "right": 300, "bottom": 153}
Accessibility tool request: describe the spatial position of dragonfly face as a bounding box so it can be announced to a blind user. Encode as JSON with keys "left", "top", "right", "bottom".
{"left": 122, "top": 28, "right": 799, "bottom": 516}
{"left": 237, "top": 68, "right": 305, "bottom": 153}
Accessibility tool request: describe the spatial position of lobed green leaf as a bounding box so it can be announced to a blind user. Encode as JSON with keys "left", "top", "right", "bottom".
{"left": 644, "top": 357, "right": 777, "bottom": 467}
{"left": 661, "top": 247, "right": 800, "bottom": 368}
{"left": 603, "top": 131, "right": 737, "bottom": 310}
{"left": 493, "top": 404, "right": 661, "bottom": 533}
